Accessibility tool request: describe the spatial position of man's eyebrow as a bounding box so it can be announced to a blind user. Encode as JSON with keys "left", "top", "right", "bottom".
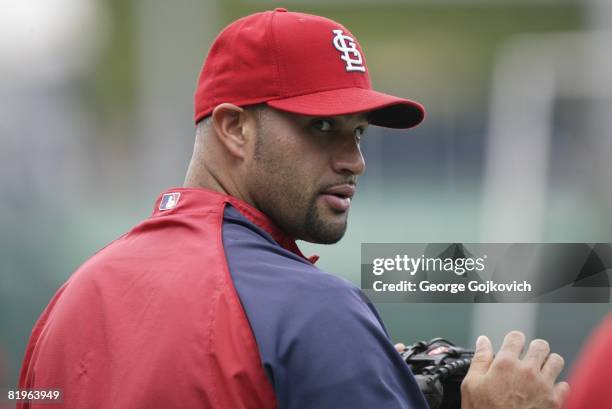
{"left": 336, "top": 113, "right": 370, "bottom": 124}
{"left": 358, "top": 113, "right": 371, "bottom": 123}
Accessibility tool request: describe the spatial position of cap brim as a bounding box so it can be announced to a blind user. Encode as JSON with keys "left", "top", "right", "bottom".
{"left": 266, "top": 87, "right": 425, "bottom": 129}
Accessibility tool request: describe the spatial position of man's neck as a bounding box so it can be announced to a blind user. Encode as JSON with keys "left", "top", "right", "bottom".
{"left": 183, "top": 160, "right": 256, "bottom": 212}
{"left": 183, "top": 169, "right": 225, "bottom": 194}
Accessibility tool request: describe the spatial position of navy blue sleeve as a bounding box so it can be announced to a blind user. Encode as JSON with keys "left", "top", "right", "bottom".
{"left": 222, "top": 206, "right": 427, "bottom": 409}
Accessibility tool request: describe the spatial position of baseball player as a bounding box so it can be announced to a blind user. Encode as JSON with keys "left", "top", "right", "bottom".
{"left": 18, "top": 9, "right": 568, "bottom": 409}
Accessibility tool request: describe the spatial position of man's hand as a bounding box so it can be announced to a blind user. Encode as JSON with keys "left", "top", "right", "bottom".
{"left": 461, "top": 331, "right": 570, "bottom": 409}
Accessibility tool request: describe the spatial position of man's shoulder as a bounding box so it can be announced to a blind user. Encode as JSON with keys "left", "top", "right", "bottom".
{"left": 222, "top": 205, "right": 366, "bottom": 311}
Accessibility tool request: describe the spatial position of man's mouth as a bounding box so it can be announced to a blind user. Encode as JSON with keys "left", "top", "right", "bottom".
{"left": 320, "top": 184, "right": 355, "bottom": 212}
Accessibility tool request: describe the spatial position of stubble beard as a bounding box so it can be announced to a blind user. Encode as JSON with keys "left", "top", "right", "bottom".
{"left": 252, "top": 127, "right": 348, "bottom": 245}
{"left": 303, "top": 197, "right": 348, "bottom": 244}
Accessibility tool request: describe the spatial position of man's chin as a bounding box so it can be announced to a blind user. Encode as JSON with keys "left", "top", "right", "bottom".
{"left": 303, "top": 207, "right": 349, "bottom": 244}
{"left": 303, "top": 231, "right": 346, "bottom": 245}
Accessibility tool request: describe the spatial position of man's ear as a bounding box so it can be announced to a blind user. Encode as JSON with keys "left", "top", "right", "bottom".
{"left": 210, "top": 103, "right": 256, "bottom": 160}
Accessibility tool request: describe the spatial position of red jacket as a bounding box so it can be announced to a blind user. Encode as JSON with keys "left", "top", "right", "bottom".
{"left": 564, "top": 313, "right": 612, "bottom": 409}
{"left": 18, "top": 188, "right": 277, "bottom": 408}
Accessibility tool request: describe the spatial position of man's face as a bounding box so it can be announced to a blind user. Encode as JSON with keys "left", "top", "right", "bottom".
{"left": 246, "top": 107, "right": 368, "bottom": 244}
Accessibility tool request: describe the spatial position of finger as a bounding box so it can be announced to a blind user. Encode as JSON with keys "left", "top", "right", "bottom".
{"left": 542, "top": 353, "right": 565, "bottom": 383}
{"left": 394, "top": 343, "right": 406, "bottom": 353}
{"left": 553, "top": 381, "right": 570, "bottom": 408}
{"left": 498, "top": 330, "right": 525, "bottom": 359}
{"left": 522, "top": 339, "right": 550, "bottom": 369}
{"left": 467, "top": 335, "right": 494, "bottom": 375}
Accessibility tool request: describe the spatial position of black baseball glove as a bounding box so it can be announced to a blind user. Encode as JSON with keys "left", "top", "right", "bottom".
{"left": 401, "top": 338, "right": 474, "bottom": 409}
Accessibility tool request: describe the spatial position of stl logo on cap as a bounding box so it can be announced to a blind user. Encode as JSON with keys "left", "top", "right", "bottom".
{"left": 332, "top": 29, "right": 366, "bottom": 73}
{"left": 159, "top": 192, "right": 180, "bottom": 211}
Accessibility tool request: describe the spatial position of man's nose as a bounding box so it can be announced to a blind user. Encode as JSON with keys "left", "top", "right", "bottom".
{"left": 332, "top": 138, "right": 366, "bottom": 176}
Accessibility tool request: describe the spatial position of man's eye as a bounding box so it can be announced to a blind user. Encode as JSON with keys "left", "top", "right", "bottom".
{"left": 313, "top": 119, "right": 333, "bottom": 132}
{"left": 354, "top": 127, "right": 366, "bottom": 142}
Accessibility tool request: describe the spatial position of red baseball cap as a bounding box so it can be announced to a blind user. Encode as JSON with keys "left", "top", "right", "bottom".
{"left": 194, "top": 8, "right": 425, "bottom": 129}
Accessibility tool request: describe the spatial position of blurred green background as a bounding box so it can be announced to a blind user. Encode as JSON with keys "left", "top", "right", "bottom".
{"left": 1, "top": 0, "right": 610, "bottom": 389}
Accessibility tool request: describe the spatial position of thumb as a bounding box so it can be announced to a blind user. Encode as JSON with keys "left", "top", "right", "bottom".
{"left": 468, "top": 335, "right": 494, "bottom": 376}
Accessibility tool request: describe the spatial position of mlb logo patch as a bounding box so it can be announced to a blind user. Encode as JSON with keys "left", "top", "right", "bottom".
{"left": 159, "top": 192, "right": 180, "bottom": 211}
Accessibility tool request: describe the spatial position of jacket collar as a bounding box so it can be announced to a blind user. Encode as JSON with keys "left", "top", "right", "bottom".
{"left": 153, "top": 187, "right": 319, "bottom": 264}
